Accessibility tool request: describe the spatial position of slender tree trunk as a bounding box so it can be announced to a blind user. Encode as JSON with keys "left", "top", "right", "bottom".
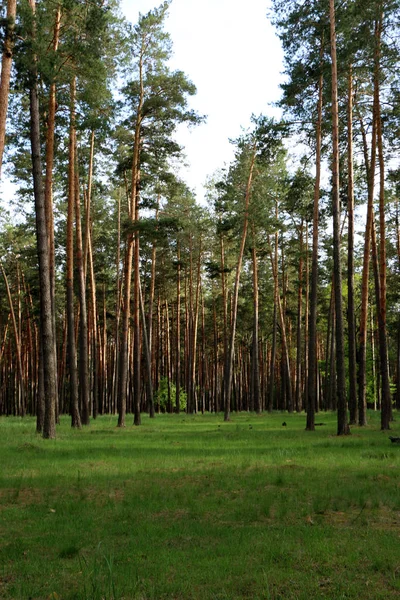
{"left": 139, "top": 279, "right": 154, "bottom": 417}
{"left": 220, "top": 230, "right": 228, "bottom": 412}
{"left": 0, "top": 265, "right": 25, "bottom": 410}
{"left": 371, "top": 304, "right": 378, "bottom": 411}
{"left": 347, "top": 65, "right": 358, "bottom": 425}
{"left": 268, "top": 206, "right": 279, "bottom": 413}
{"left": 176, "top": 241, "right": 181, "bottom": 413}
{"left": 268, "top": 239, "right": 293, "bottom": 413}
{"left": 396, "top": 201, "right": 400, "bottom": 411}
{"left": 357, "top": 109, "right": 376, "bottom": 426}
{"left": 118, "top": 51, "right": 144, "bottom": 427}
{"left": 0, "top": 0, "right": 17, "bottom": 175}
{"left": 74, "top": 145, "right": 90, "bottom": 425}
{"left": 375, "top": 13, "right": 391, "bottom": 430}
{"left": 87, "top": 227, "right": 98, "bottom": 418}
{"left": 304, "top": 223, "right": 309, "bottom": 408}
{"left": 371, "top": 216, "right": 391, "bottom": 430}
{"left": 189, "top": 242, "right": 202, "bottom": 414}
{"left": 306, "top": 38, "right": 324, "bottom": 432}
{"left": 36, "top": 340, "right": 45, "bottom": 433}
{"left": 251, "top": 242, "right": 261, "bottom": 414}
{"left": 224, "top": 146, "right": 256, "bottom": 421}
{"left": 28, "top": 0, "right": 57, "bottom": 438}
{"left": 296, "top": 220, "right": 304, "bottom": 412}
{"left": 113, "top": 192, "right": 121, "bottom": 414}
{"left": 67, "top": 78, "right": 81, "bottom": 429}
{"left": 83, "top": 131, "right": 95, "bottom": 275}
{"left": 330, "top": 0, "right": 349, "bottom": 435}
{"left": 44, "top": 5, "right": 61, "bottom": 417}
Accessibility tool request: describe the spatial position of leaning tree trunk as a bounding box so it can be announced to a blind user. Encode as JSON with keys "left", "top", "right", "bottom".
{"left": 330, "top": 0, "right": 350, "bottom": 435}
{"left": 224, "top": 146, "right": 256, "bottom": 421}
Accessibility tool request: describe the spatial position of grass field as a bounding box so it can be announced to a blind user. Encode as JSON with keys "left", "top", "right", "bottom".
{"left": 0, "top": 411, "right": 399, "bottom": 600}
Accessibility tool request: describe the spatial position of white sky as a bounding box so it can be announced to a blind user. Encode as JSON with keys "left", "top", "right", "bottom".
{"left": 121, "top": 0, "right": 284, "bottom": 202}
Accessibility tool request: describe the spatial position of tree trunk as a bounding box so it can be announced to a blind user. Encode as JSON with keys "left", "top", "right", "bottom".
{"left": 74, "top": 144, "right": 90, "bottom": 426}
{"left": 66, "top": 77, "right": 81, "bottom": 429}
{"left": 330, "top": 0, "right": 349, "bottom": 435}
{"left": 118, "top": 51, "right": 144, "bottom": 427}
{"left": 375, "top": 13, "right": 391, "bottom": 430}
{"left": 0, "top": 265, "right": 25, "bottom": 411}
{"left": 44, "top": 5, "right": 61, "bottom": 417}
{"left": 295, "top": 220, "right": 304, "bottom": 412}
{"left": 347, "top": 65, "right": 357, "bottom": 425}
{"left": 28, "top": 0, "right": 57, "bottom": 438}
{"left": 0, "top": 0, "right": 17, "bottom": 175}
{"left": 268, "top": 206, "right": 279, "bottom": 413}
{"left": 306, "top": 37, "right": 324, "bottom": 432}
{"left": 251, "top": 243, "right": 261, "bottom": 414}
{"left": 357, "top": 109, "right": 376, "bottom": 426}
{"left": 224, "top": 147, "right": 256, "bottom": 421}
{"left": 268, "top": 239, "right": 293, "bottom": 413}
{"left": 175, "top": 241, "right": 181, "bottom": 413}
{"left": 139, "top": 279, "right": 154, "bottom": 417}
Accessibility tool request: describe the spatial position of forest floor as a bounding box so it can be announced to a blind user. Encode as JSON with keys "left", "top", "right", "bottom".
{"left": 0, "top": 411, "right": 400, "bottom": 600}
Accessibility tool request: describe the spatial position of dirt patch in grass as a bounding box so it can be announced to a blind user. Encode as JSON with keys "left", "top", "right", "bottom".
{"left": 153, "top": 508, "right": 190, "bottom": 520}
{"left": 0, "top": 487, "right": 43, "bottom": 506}
{"left": 321, "top": 506, "right": 400, "bottom": 531}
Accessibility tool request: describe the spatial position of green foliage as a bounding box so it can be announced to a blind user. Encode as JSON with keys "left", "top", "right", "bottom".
{"left": 155, "top": 376, "right": 187, "bottom": 412}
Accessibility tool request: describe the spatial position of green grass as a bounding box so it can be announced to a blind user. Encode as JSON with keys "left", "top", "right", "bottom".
{"left": 0, "top": 411, "right": 400, "bottom": 599}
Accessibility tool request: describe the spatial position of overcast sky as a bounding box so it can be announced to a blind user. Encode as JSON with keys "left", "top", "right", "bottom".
{"left": 121, "top": 0, "right": 284, "bottom": 202}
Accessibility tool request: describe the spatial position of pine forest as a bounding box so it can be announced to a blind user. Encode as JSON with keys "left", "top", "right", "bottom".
{"left": 2, "top": 1, "right": 400, "bottom": 599}
{"left": 0, "top": 0, "right": 399, "bottom": 436}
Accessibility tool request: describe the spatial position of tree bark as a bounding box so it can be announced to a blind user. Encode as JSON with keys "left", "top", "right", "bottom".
{"left": 306, "top": 37, "right": 323, "bottom": 432}
{"left": 224, "top": 146, "right": 256, "bottom": 421}
{"left": 295, "top": 220, "right": 304, "bottom": 412}
{"left": 28, "top": 0, "right": 57, "bottom": 438}
{"left": 0, "top": 264, "right": 25, "bottom": 412}
{"left": 251, "top": 242, "right": 261, "bottom": 414}
{"left": 119, "top": 49, "right": 144, "bottom": 427}
{"left": 66, "top": 77, "right": 81, "bottom": 429}
{"left": 347, "top": 65, "right": 357, "bottom": 425}
{"left": 330, "top": 0, "right": 350, "bottom": 435}
{"left": 74, "top": 144, "right": 90, "bottom": 425}
{"left": 375, "top": 13, "right": 391, "bottom": 430}
{"left": 175, "top": 241, "right": 181, "bottom": 413}
{"left": 0, "top": 0, "right": 17, "bottom": 175}
{"left": 44, "top": 5, "right": 61, "bottom": 416}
